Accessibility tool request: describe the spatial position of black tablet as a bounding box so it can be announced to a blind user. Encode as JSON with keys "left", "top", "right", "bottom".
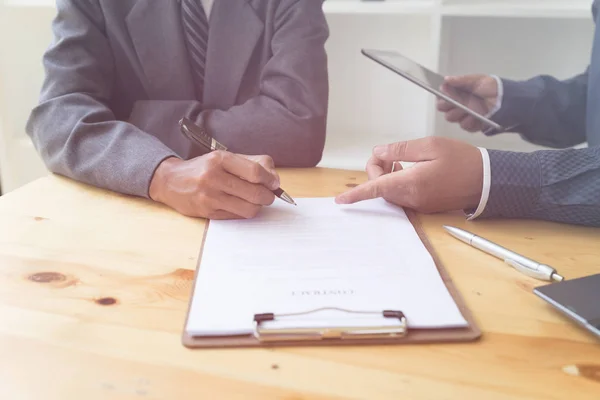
{"left": 534, "top": 273, "right": 600, "bottom": 339}
{"left": 361, "top": 48, "right": 504, "bottom": 132}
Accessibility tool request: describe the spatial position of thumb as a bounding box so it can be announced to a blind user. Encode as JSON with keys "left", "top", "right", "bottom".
{"left": 372, "top": 138, "right": 439, "bottom": 163}
{"left": 444, "top": 75, "right": 483, "bottom": 91}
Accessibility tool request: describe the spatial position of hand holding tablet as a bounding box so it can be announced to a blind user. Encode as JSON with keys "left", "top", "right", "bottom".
{"left": 361, "top": 48, "right": 508, "bottom": 134}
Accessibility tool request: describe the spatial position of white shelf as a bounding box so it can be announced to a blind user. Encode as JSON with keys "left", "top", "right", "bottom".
{"left": 318, "top": 134, "right": 405, "bottom": 171}
{"left": 318, "top": 144, "right": 370, "bottom": 171}
{"left": 2, "top": 0, "right": 53, "bottom": 6}
{"left": 0, "top": 0, "right": 591, "bottom": 18}
{"left": 2, "top": 0, "right": 592, "bottom": 19}
{"left": 323, "top": 0, "right": 435, "bottom": 15}
{"left": 324, "top": 0, "right": 591, "bottom": 19}
{"left": 442, "top": 2, "right": 591, "bottom": 19}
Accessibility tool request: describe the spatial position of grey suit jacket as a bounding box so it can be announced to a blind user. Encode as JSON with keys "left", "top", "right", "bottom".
{"left": 26, "top": 0, "right": 329, "bottom": 198}
{"left": 479, "top": 0, "right": 600, "bottom": 227}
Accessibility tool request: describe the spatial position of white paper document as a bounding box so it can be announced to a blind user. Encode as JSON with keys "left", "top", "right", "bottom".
{"left": 185, "top": 198, "right": 468, "bottom": 336}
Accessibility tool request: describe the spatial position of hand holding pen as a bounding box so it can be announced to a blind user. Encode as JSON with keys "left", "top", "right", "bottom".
{"left": 147, "top": 119, "right": 295, "bottom": 220}
{"left": 179, "top": 117, "right": 296, "bottom": 206}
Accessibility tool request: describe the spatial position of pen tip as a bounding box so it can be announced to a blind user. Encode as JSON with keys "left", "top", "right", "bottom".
{"left": 279, "top": 192, "right": 296, "bottom": 206}
{"left": 552, "top": 273, "right": 565, "bottom": 282}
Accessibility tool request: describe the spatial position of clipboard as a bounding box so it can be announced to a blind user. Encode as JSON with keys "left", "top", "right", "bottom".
{"left": 182, "top": 209, "right": 481, "bottom": 348}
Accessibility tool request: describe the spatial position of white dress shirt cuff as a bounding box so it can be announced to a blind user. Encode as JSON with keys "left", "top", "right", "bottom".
{"left": 467, "top": 147, "right": 491, "bottom": 220}
{"left": 486, "top": 75, "right": 504, "bottom": 118}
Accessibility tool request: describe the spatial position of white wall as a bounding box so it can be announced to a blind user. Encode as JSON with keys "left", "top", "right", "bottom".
{"left": 0, "top": 0, "right": 596, "bottom": 193}
{"left": 322, "top": 12, "right": 436, "bottom": 170}
{"left": 0, "top": 3, "right": 54, "bottom": 193}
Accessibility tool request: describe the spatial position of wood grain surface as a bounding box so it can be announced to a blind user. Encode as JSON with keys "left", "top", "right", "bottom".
{"left": 0, "top": 168, "right": 599, "bottom": 400}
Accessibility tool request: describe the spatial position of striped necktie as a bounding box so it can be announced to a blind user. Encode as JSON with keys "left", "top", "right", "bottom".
{"left": 181, "top": 0, "right": 209, "bottom": 100}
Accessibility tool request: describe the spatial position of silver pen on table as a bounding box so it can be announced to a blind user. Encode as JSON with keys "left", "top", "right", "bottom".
{"left": 443, "top": 226, "right": 564, "bottom": 283}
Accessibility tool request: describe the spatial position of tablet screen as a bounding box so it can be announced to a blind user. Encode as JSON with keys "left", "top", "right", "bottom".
{"left": 361, "top": 49, "right": 502, "bottom": 131}
{"left": 534, "top": 273, "right": 600, "bottom": 338}
{"left": 365, "top": 50, "right": 446, "bottom": 90}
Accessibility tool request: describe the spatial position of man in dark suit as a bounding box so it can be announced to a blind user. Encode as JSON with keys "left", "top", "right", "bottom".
{"left": 26, "top": 0, "right": 329, "bottom": 219}
{"left": 336, "top": 1, "right": 600, "bottom": 228}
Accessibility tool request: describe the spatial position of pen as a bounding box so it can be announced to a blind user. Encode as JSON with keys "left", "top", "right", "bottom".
{"left": 179, "top": 117, "right": 296, "bottom": 205}
{"left": 443, "top": 226, "right": 564, "bottom": 283}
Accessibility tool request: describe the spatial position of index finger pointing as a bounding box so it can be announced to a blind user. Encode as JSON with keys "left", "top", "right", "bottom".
{"left": 335, "top": 170, "right": 414, "bottom": 206}
{"left": 335, "top": 179, "right": 383, "bottom": 205}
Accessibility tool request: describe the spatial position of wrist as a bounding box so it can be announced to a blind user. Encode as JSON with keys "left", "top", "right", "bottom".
{"left": 485, "top": 75, "right": 503, "bottom": 118}
{"left": 478, "top": 150, "right": 541, "bottom": 219}
{"left": 149, "top": 157, "right": 182, "bottom": 203}
{"left": 484, "top": 78, "right": 537, "bottom": 135}
{"left": 466, "top": 190, "right": 483, "bottom": 211}
{"left": 465, "top": 147, "right": 490, "bottom": 220}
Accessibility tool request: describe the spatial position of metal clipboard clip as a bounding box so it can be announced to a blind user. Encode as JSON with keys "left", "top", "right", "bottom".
{"left": 253, "top": 307, "right": 408, "bottom": 342}
{"left": 179, "top": 117, "right": 228, "bottom": 152}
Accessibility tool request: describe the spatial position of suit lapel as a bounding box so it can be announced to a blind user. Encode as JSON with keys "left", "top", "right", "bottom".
{"left": 203, "top": 0, "right": 264, "bottom": 109}
{"left": 126, "top": 0, "right": 195, "bottom": 99}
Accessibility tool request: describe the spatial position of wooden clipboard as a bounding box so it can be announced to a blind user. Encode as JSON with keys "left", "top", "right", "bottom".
{"left": 182, "top": 209, "right": 481, "bottom": 348}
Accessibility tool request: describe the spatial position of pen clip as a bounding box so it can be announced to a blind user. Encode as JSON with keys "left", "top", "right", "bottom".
{"left": 504, "top": 259, "right": 549, "bottom": 281}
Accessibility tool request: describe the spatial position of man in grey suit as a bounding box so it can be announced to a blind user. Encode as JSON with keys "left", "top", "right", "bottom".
{"left": 336, "top": 1, "right": 600, "bottom": 228}
{"left": 26, "top": 0, "right": 328, "bottom": 219}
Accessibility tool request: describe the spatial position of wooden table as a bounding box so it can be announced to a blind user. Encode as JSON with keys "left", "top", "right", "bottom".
{"left": 0, "top": 168, "right": 599, "bottom": 400}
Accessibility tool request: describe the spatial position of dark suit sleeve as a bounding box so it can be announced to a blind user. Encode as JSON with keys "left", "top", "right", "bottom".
{"left": 486, "top": 2, "right": 598, "bottom": 148}
{"left": 196, "top": 0, "right": 329, "bottom": 167}
{"left": 25, "top": 0, "right": 178, "bottom": 198}
{"left": 478, "top": 147, "right": 600, "bottom": 227}
{"left": 489, "top": 72, "right": 589, "bottom": 148}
